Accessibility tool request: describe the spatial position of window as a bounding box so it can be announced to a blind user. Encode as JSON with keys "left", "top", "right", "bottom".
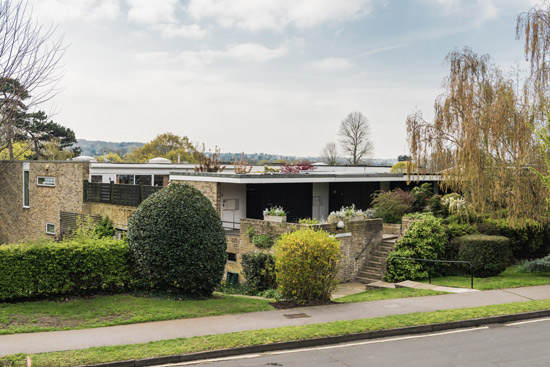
{"left": 46, "top": 223, "right": 55, "bottom": 235}
{"left": 117, "top": 174, "right": 134, "bottom": 184}
{"left": 37, "top": 176, "right": 55, "bottom": 187}
{"left": 91, "top": 175, "right": 102, "bottom": 183}
{"left": 154, "top": 175, "right": 168, "bottom": 187}
{"left": 227, "top": 252, "right": 237, "bottom": 262}
{"left": 135, "top": 175, "right": 152, "bottom": 186}
{"left": 23, "top": 169, "right": 30, "bottom": 208}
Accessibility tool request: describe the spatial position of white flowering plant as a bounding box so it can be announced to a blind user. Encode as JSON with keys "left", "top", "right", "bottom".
{"left": 263, "top": 206, "right": 287, "bottom": 217}
{"left": 327, "top": 204, "right": 368, "bottom": 223}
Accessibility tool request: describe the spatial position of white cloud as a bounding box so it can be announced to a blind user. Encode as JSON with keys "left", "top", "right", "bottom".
{"left": 126, "top": 0, "right": 178, "bottom": 24}
{"left": 225, "top": 43, "right": 288, "bottom": 62}
{"left": 135, "top": 43, "right": 288, "bottom": 68}
{"left": 155, "top": 23, "right": 207, "bottom": 39}
{"left": 310, "top": 58, "right": 353, "bottom": 71}
{"left": 29, "top": 0, "right": 120, "bottom": 23}
{"left": 186, "top": 0, "right": 376, "bottom": 31}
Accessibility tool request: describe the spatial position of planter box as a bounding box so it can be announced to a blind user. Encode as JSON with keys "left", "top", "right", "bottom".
{"left": 264, "top": 215, "right": 286, "bottom": 223}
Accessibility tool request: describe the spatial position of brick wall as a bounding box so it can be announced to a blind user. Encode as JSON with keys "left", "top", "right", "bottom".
{"left": 175, "top": 181, "right": 221, "bottom": 214}
{"left": 224, "top": 217, "right": 383, "bottom": 283}
{"left": 83, "top": 203, "right": 137, "bottom": 230}
{"left": 0, "top": 161, "right": 89, "bottom": 244}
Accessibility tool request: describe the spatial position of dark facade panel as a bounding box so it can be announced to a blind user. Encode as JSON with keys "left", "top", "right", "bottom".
{"left": 246, "top": 183, "right": 312, "bottom": 222}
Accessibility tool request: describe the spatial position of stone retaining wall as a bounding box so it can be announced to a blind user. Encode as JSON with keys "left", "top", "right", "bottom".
{"left": 225, "top": 217, "right": 383, "bottom": 283}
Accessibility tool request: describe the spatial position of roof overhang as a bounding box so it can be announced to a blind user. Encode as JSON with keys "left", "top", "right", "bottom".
{"left": 169, "top": 172, "right": 440, "bottom": 184}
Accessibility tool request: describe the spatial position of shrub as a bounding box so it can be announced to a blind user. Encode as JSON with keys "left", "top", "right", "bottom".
{"left": 0, "top": 238, "right": 131, "bottom": 301}
{"left": 442, "top": 194, "right": 472, "bottom": 223}
{"left": 298, "top": 218, "right": 321, "bottom": 225}
{"left": 411, "top": 182, "right": 433, "bottom": 212}
{"left": 519, "top": 255, "right": 550, "bottom": 273}
{"left": 95, "top": 216, "right": 115, "bottom": 238}
{"left": 428, "top": 195, "right": 448, "bottom": 217}
{"left": 241, "top": 252, "right": 276, "bottom": 291}
{"left": 127, "top": 183, "right": 227, "bottom": 297}
{"left": 476, "top": 219, "right": 550, "bottom": 260}
{"left": 371, "top": 190, "right": 410, "bottom": 223}
{"left": 444, "top": 222, "right": 478, "bottom": 261}
{"left": 385, "top": 214, "right": 447, "bottom": 282}
{"left": 275, "top": 228, "right": 340, "bottom": 302}
{"left": 455, "top": 234, "right": 510, "bottom": 277}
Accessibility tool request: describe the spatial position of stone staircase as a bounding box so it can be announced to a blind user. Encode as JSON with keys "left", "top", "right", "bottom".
{"left": 355, "top": 233, "right": 399, "bottom": 285}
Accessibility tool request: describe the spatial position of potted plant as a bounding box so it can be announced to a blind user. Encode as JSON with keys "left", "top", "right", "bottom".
{"left": 263, "top": 206, "right": 287, "bottom": 222}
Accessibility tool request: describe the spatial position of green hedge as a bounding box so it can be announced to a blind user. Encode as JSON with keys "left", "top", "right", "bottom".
{"left": 476, "top": 219, "right": 550, "bottom": 260}
{"left": 456, "top": 234, "right": 510, "bottom": 277}
{"left": 241, "top": 252, "right": 276, "bottom": 291}
{"left": 0, "top": 238, "right": 132, "bottom": 301}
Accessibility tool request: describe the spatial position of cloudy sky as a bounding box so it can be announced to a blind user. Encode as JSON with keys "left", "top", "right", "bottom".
{"left": 27, "top": 0, "right": 538, "bottom": 159}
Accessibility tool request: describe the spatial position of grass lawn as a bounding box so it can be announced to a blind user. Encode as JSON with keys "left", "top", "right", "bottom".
{"left": 334, "top": 288, "right": 446, "bottom": 303}
{"left": 0, "top": 287, "right": 455, "bottom": 336}
{"left": 4, "top": 299, "right": 550, "bottom": 367}
{"left": 0, "top": 294, "right": 273, "bottom": 335}
{"left": 425, "top": 265, "right": 550, "bottom": 290}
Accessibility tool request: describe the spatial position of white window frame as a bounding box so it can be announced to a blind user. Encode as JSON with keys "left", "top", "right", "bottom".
{"left": 23, "top": 165, "right": 30, "bottom": 208}
{"left": 46, "top": 223, "right": 56, "bottom": 235}
{"left": 37, "top": 176, "right": 56, "bottom": 187}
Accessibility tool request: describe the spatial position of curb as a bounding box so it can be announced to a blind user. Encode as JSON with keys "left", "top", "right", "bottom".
{"left": 78, "top": 309, "right": 550, "bottom": 367}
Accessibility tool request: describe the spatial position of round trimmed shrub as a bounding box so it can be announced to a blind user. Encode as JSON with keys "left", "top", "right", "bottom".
{"left": 127, "top": 183, "right": 226, "bottom": 297}
{"left": 275, "top": 228, "right": 340, "bottom": 302}
{"left": 456, "top": 234, "right": 509, "bottom": 277}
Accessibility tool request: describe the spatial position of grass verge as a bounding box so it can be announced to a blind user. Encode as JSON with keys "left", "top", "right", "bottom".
{"left": 4, "top": 300, "right": 550, "bottom": 367}
{"left": 0, "top": 294, "right": 273, "bottom": 335}
{"left": 426, "top": 266, "right": 550, "bottom": 290}
{"left": 334, "top": 288, "right": 446, "bottom": 303}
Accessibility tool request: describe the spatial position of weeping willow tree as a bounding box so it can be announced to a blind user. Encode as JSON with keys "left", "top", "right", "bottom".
{"left": 407, "top": 47, "right": 547, "bottom": 224}
{"left": 517, "top": 1, "right": 550, "bottom": 208}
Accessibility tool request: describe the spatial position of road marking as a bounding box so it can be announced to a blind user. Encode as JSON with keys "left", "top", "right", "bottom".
{"left": 161, "top": 327, "right": 488, "bottom": 366}
{"left": 506, "top": 317, "right": 550, "bottom": 327}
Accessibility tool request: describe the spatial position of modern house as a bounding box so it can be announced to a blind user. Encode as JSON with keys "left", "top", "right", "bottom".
{"left": 0, "top": 159, "right": 438, "bottom": 283}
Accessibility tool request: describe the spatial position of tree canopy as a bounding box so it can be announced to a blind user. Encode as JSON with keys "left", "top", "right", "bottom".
{"left": 407, "top": 47, "right": 546, "bottom": 224}
{"left": 124, "top": 133, "right": 198, "bottom": 163}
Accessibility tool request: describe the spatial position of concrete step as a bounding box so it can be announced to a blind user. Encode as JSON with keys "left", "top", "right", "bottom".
{"left": 369, "top": 255, "right": 386, "bottom": 263}
{"left": 356, "top": 275, "right": 383, "bottom": 284}
{"left": 357, "top": 269, "right": 382, "bottom": 279}
{"left": 365, "top": 280, "right": 395, "bottom": 290}
{"left": 365, "top": 260, "right": 383, "bottom": 268}
{"left": 383, "top": 234, "right": 399, "bottom": 240}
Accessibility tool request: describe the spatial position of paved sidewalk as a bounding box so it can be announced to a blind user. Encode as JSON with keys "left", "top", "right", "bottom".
{"left": 2, "top": 285, "right": 550, "bottom": 356}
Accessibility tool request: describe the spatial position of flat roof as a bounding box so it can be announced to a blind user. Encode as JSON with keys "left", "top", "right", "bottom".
{"left": 169, "top": 171, "right": 439, "bottom": 184}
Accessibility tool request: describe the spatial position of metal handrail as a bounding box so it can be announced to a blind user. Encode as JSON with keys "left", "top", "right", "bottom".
{"left": 221, "top": 220, "right": 240, "bottom": 231}
{"left": 391, "top": 257, "right": 474, "bottom": 289}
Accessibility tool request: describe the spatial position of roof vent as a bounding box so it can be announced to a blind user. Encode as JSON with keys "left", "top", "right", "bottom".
{"left": 72, "top": 155, "right": 97, "bottom": 162}
{"left": 148, "top": 157, "right": 172, "bottom": 164}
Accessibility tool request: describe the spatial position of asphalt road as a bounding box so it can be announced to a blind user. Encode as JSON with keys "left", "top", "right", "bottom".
{"left": 165, "top": 318, "right": 550, "bottom": 367}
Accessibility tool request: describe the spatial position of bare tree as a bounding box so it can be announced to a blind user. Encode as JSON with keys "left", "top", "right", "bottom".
{"left": 338, "top": 111, "right": 374, "bottom": 165}
{"left": 320, "top": 141, "right": 339, "bottom": 165}
{"left": 0, "top": 0, "right": 65, "bottom": 160}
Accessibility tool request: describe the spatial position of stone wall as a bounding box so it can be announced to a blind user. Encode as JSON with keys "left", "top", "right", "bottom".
{"left": 382, "top": 223, "right": 401, "bottom": 235}
{"left": 224, "top": 217, "right": 383, "bottom": 283}
{"left": 175, "top": 180, "right": 221, "bottom": 214}
{"left": 0, "top": 161, "right": 89, "bottom": 244}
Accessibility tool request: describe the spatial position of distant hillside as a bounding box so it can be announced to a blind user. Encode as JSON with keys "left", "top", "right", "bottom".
{"left": 75, "top": 139, "right": 396, "bottom": 166}
{"left": 76, "top": 139, "right": 144, "bottom": 157}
